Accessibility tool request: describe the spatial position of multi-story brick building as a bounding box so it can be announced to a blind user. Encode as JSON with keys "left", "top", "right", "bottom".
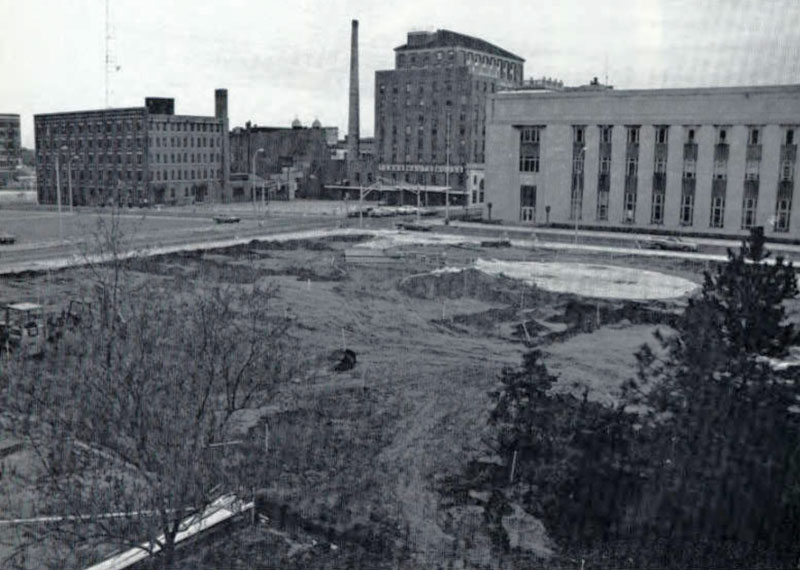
{"left": 34, "top": 90, "right": 230, "bottom": 206}
{"left": 0, "top": 114, "right": 21, "bottom": 186}
{"left": 374, "top": 29, "right": 524, "bottom": 203}
{"left": 485, "top": 84, "right": 800, "bottom": 238}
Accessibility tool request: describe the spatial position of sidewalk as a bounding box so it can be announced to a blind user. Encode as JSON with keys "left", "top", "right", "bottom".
{"left": 442, "top": 220, "right": 800, "bottom": 255}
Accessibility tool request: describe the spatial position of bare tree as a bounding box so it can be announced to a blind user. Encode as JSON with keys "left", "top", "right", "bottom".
{"left": 2, "top": 205, "right": 296, "bottom": 568}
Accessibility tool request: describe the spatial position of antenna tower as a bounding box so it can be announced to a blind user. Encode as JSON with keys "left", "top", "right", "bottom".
{"left": 104, "top": 0, "right": 119, "bottom": 108}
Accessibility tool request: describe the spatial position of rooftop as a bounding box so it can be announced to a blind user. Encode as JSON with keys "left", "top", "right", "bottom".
{"left": 395, "top": 29, "right": 524, "bottom": 62}
{"left": 495, "top": 83, "right": 800, "bottom": 100}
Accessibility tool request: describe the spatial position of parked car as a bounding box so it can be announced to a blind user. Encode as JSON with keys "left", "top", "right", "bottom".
{"left": 213, "top": 215, "right": 240, "bottom": 224}
{"left": 643, "top": 236, "right": 699, "bottom": 252}
{"left": 0, "top": 233, "right": 16, "bottom": 245}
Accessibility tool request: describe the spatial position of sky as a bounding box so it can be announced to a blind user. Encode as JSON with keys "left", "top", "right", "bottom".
{"left": 3, "top": 0, "right": 800, "bottom": 148}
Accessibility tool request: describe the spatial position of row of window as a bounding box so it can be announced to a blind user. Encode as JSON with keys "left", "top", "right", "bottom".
{"left": 38, "top": 137, "right": 145, "bottom": 151}
{"left": 36, "top": 119, "right": 223, "bottom": 137}
{"left": 397, "top": 49, "right": 520, "bottom": 79}
{"left": 379, "top": 80, "right": 497, "bottom": 98}
{"left": 522, "top": 125, "right": 796, "bottom": 148}
{"left": 37, "top": 117, "right": 145, "bottom": 136}
{"left": 151, "top": 152, "right": 221, "bottom": 165}
{"left": 570, "top": 125, "right": 795, "bottom": 146}
{"left": 40, "top": 168, "right": 221, "bottom": 184}
{"left": 534, "top": 184, "right": 793, "bottom": 232}
{"left": 150, "top": 122, "right": 222, "bottom": 133}
{"left": 150, "top": 136, "right": 220, "bottom": 149}
{"left": 152, "top": 169, "right": 218, "bottom": 182}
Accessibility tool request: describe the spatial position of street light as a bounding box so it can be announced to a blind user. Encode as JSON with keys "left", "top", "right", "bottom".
{"left": 574, "top": 146, "right": 586, "bottom": 244}
{"left": 68, "top": 155, "right": 80, "bottom": 214}
{"left": 251, "top": 148, "right": 265, "bottom": 216}
{"left": 55, "top": 146, "right": 68, "bottom": 242}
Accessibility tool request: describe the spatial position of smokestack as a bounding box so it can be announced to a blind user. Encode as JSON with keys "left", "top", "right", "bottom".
{"left": 347, "top": 19, "right": 360, "bottom": 162}
{"left": 215, "top": 89, "right": 230, "bottom": 201}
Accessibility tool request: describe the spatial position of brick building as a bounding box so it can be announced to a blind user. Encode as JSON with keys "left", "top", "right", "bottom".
{"left": 374, "top": 29, "right": 524, "bottom": 203}
{"left": 0, "top": 114, "right": 21, "bottom": 186}
{"left": 484, "top": 84, "right": 800, "bottom": 237}
{"left": 34, "top": 90, "right": 230, "bottom": 206}
{"left": 229, "top": 119, "right": 339, "bottom": 200}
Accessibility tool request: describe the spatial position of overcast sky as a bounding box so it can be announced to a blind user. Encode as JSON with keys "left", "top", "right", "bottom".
{"left": 3, "top": 0, "right": 800, "bottom": 147}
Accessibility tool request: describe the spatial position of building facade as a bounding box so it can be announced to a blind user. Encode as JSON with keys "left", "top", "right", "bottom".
{"left": 485, "top": 85, "right": 800, "bottom": 237}
{"left": 374, "top": 29, "right": 524, "bottom": 202}
{"left": 34, "top": 90, "right": 229, "bottom": 206}
{"left": 229, "top": 120, "right": 338, "bottom": 200}
{"left": 0, "top": 114, "right": 21, "bottom": 186}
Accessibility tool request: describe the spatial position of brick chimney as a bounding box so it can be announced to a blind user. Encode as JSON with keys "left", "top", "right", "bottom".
{"left": 347, "top": 20, "right": 360, "bottom": 163}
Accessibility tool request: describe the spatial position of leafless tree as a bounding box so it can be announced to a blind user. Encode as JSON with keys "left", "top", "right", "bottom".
{"left": 1, "top": 204, "right": 296, "bottom": 569}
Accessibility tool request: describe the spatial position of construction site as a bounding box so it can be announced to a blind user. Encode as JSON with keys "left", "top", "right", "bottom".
{"left": 0, "top": 206, "right": 746, "bottom": 568}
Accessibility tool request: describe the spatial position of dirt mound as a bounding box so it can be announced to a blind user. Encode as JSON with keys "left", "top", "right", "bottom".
{"left": 435, "top": 306, "right": 519, "bottom": 333}
{"left": 553, "top": 298, "right": 682, "bottom": 334}
{"left": 398, "top": 268, "right": 543, "bottom": 305}
{"left": 248, "top": 234, "right": 373, "bottom": 252}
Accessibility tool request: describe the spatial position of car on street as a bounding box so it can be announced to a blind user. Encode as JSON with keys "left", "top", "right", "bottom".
{"left": 0, "top": 233, "right": 16, "bottom": 245}
{"left": 213, "top": 215, "right": 241, "bottom": 224}
{"left": 642, "top": 236, "right": 699, "bottom": 252}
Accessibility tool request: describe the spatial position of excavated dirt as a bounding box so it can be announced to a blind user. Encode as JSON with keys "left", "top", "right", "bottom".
{"left": 0, "top": 232, "right": 703, "bottom": 569}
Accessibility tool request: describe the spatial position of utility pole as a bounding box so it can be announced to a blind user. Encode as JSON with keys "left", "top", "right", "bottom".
{"left": 56, "top": 147, "right": 66, "bottom": 242}
{"left": 574, "top": 146, "right": 586, "bottom": 244}
{"left": 252, "top": 148, "right": 264, "bottom": 216}
{"left": 68, "top": 155, "right": 79, "bottom": 213}
{"left": 446, "top": 113, "right": 451, "bottom": 215}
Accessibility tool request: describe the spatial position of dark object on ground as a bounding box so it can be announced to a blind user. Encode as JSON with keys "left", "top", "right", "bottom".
{"left": 480, "top": 239, "right": 511, "bottom": 248}
{"left": 396, "top": 222, "right": 432, "bottom": 232}
{"left": 642, "top": 236, "right": 699, "bottom": 252}
{"left": 331, "top": 349, "right": 357, "bottom": 372}
{"left": 0, "top": 233, "right": 16, "bottom": 245}
{"left": 213, "top": 215, "right": 241, "bottom": 224}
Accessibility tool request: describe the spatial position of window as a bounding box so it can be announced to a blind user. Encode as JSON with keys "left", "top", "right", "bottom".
{"left": 596, "top": 191, "right": 609, "bottom": 221}
{"left": 741, "top": 197, "right": 757, "bottom": 229}
{"left": 626, "top": 157, "right": 638, "bottom": 177}
{"left": 520, "top": 185, "right": 536, "bottom": 222}
{"left": 717, "top": 128, "right": 728, "bottom": 144}
{"left": 786, "top": 129, "right": 795, "bottom": 146}
{"left": 683, "top": 159, "right": 696, "bottom": 179}
{"left": 624, "top": 192, "right": 636, "bottom": 223}
{"left": 656, "top": 126, "right": 669, "bottom": 144}
{"left": 654, "top": 157, "right": 667, "bottom": 174}
{"left": 573, "top": 126, "right": 585, "bottom": 145}
{"left": 710, "top": 196, "right": 725, "bottom": 228}
{"left": 572, "top": 156, "right": 584, "bottom": 174}
{"left": 519, "top": 155, "right": 539, "bottom": 172}
{"left": 599, "top": 125, "right": 612, "bottom": 143}
{"left": 685, "top": 127, "right": 696, "bottom": 143}
{"left": 680, "top": 193, "right": 694, "bottom": 226}
{"left": 775, "top": 198, "right": 792, "bottom": 232}
{"left": 520, "top": 127, "right": 540, "bottom": 144}
{"left": 781, "top": 160, "right": 794, "bottom": 181}
{"left": 599, "top": 156, "right": 611, "bottom": 174}
{"left": 745, "top": 159, "right": 760, "bottom": 181}
{"left": 748, "top": 127, "right": 760, "bottom": 145}
{"left": 651, "top": 193, "right": 664, "bottom": 224}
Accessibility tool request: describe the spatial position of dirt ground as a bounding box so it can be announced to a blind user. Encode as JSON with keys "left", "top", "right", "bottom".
{"left": 0, "top": 232, "right": 705, "bottom": 569}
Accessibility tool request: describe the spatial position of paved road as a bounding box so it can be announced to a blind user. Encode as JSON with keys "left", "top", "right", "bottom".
{"left": 0, "top": 214, "right": 342, "bottom": 274}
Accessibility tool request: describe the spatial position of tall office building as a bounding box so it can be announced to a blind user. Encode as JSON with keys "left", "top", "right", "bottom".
{"left": 485, "top": 84, "right": 800, "bottom": 237}
{"left": 34, "top": 91, "right": 228, "bottom": 206}
{"left": 374, "top": 29, "right": 524, "bottom": 202}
